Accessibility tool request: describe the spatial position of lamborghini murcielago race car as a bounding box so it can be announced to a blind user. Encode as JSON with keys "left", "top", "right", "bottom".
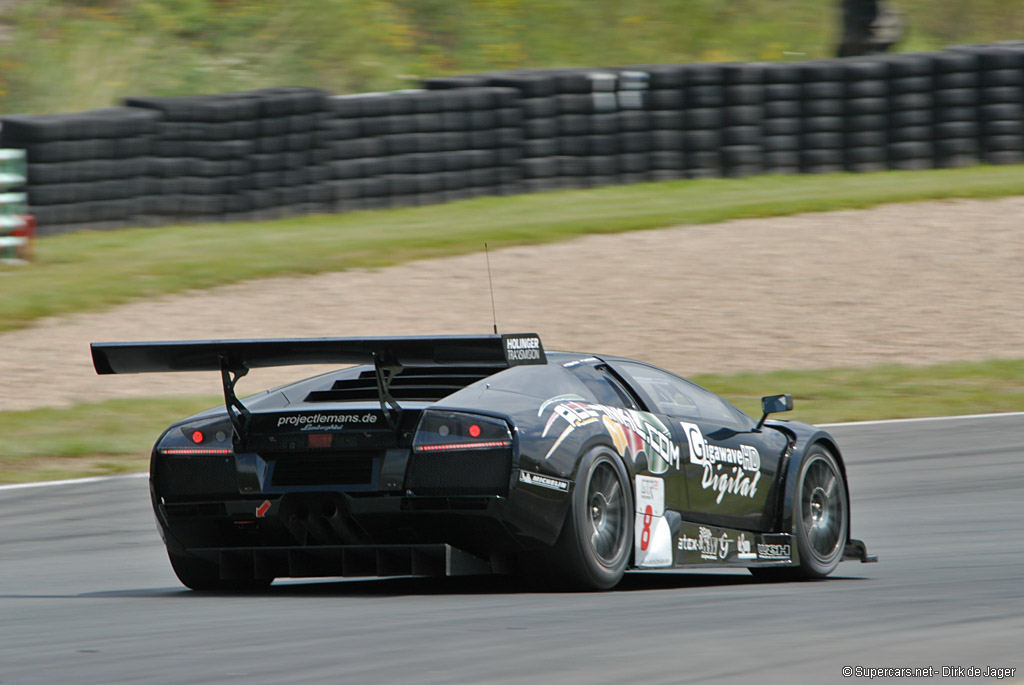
{"left": 91, "top": 333, "right": 875, "bottom": 591}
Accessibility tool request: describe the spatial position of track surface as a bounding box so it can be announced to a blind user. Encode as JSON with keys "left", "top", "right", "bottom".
{"left": 2, "top": 416, "right": 1022, "bottom": 684}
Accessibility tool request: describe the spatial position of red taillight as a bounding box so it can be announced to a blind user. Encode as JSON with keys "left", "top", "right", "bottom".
{"left": 308, "top": 433, "right": 332, "bottom": 448}
{"left": 191, "top": 431, "right": 204, "bottom": 444}
{"left": 415, "top": 440, "right": 511, "bottom": 452}
{"left": 468, "top": 424, "right": 482, "bottom": 438}
{"left": 159, "top": 447, "right": 233, "bottom": 455}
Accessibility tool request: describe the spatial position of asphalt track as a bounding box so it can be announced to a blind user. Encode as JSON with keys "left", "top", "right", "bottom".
{"left": 2, "top": 415, "right": 1022, "bottom": 685}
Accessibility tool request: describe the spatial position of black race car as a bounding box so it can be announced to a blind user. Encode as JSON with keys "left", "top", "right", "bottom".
{"left": 91, "top": 333, "right": 875, "bottom": 591}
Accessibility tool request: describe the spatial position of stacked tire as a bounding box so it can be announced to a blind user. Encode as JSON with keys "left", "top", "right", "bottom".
{"left": 721, "top": 63, "right": 764, "bottom": 177}
{"left": 613, "top": 70, "right": 652, "bottom": 185}
{"left": 885, "top": 54, "right": 935, "bottom": 171}
{"left": 800, "top": 60, "right": 846, "bottom": 174}
{"left": 954, "top": 45, "right": 1024, "bottom": 165}
{"left": 549, "top": 70, "right": 618, "bottom": 189}
{"left": 842, "top": 58, "right": 889, "bottom": 172}
{"left": 0, "top": 108, "right": 159, "bottom": 234}
{"left": 479, "top": 72, "right": 558, "bottom": 194}
{"left": 127, "top": 88, "right": 331, "bottom": 223}
{"left": 931, "top": 51, "right": 981, "bottom": 169}
{"left": 680, "top": 63, "right": 725, "bottom": 179}
{"left": 761, "top": 62, "right": 803, "bottom": 174}
{"left": 640, "top": 65, "right": 687, "bottom": 181}
{"left": 327, "top": 86, "right": 522, "bottom": 210}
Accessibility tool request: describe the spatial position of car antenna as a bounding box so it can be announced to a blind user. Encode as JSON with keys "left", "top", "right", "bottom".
{"left": 485, "top": 242, "right": 498, "bottom": 334}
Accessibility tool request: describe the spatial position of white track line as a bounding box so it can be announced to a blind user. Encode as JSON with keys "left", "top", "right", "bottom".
{"left": 0, "top": 471, "right": 147, "bottom": 492}
{"left": 820, "top": 411, "right": 1024, "bottom": 427}
{"left": 3, "top": 412, "right": 1024, "bottom": 491}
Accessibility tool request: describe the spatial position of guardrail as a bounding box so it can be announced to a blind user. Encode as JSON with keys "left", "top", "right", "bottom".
{"left": 1, "top": 42, "right": 1022, "bottom": 237}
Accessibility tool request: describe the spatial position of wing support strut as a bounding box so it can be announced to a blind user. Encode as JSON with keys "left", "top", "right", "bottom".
{"left": 373, "top": 352, "right": 404, "bottom": 434}
{"left": 219, "top": 356, "right": 252, "bottom": 446}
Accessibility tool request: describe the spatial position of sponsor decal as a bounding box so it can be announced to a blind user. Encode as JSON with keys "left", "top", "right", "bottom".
{"left": 677, "top": 526, "right": 732, "bottom": 561}
{"left": 502, "top": 334, "right": 546, "bottom": 365}
{"left": 737, "top": 533, "right": 757, "bottom": 560}
{"left": 757, "top": 542, "right": 792, "bottom": 561}
{"left": 276, "top": 412, "right": 378, "bottom": 430}
{"left": 679, "top": 421, "right": 761, "bottom": 504}
{"left": 634, "top": 475, "right": 672, "bottom": 567}
{"left": 518, "top": 470, "right": 570, "bottom": 493}
{"left": 539, "top": 395, "right": 680, "bottom": 473}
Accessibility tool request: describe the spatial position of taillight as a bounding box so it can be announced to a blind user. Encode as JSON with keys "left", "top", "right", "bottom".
{"left": 160, "top": 418, "right": 233, "bottom": 456}
{"left": 412, "top": 411, "right": 512, "bottom": 453}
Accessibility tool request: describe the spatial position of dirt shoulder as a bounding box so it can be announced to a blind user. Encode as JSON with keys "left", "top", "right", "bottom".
{"left": 3, "top": 196, "right": 1023, "bottom": 412}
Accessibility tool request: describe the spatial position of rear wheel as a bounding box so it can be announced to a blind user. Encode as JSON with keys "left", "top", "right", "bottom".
{"left": 751, "top": 445, "right": 848, "bottom": 581}
{"left": 168, "top": 551, "right": 273, "bottom": 592}
{"left": 547, "top": 447, "right": 632, "bottom": 590}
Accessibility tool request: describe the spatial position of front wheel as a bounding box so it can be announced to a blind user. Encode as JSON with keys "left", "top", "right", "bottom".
{"left": 795, "top": 446, "right": 848, "bottom": 577}
{"left": 547, "top": 447, "right": 633, "bottom": 590}
{"left": 752, "top": 445, "right": 848, "bottom": 581}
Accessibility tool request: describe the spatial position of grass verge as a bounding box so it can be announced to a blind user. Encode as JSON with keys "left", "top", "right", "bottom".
{"left": 2, "top": 165, "right": 1023, "bottom": 333}
{"left": 3, "top": 358, "right": 1022, "bottom": 483}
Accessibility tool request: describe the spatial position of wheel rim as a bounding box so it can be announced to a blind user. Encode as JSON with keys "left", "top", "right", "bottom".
{"left": 800, "top": 455, "right": 845, "bottom": 561}
{"left": 587, "top": 461, "right": 626, "bottom": 565}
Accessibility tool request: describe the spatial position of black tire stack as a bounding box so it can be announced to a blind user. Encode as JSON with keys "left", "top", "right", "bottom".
{"left": 549, "top": 70, "right": 616, "bottom": 190}
{"left": 761, "top": 62, "right": 803, "bottom": 174}
{"left": 0, "top": 108, "right": 159, "bottom": 233}
{"left": 885, "top": 54, "right": 935, "bottom": 171}
{"left": 126, "top": 87, "right": 331, "bottom": 223}
{"left": 721, "top": 63, "right": 765, "bottom": 177}
{"left": 680, "top": 63, "right": 725, "bottom": 179}
{"left": 578, "top": 71, "right": 620, "bottom": 188}
{"left": 325, "top": 93, "right": 387, "bottom": 212}
{"left": 800, "top": 60, "right": 846, "bottom": 174}
{"left": 954, "top": 44, "right": 1024, "bottom": 165}
{"left": 613, "top": 70, "right": 652, "bottom": 185}
{"left": 483, "top": 72, "right": 559, "bottom": 194}
{"left": 842, "top": 58, "right": 889, "bottom": 172}
{"left": 327, "top": 86, "right": 523, "bottom": 210}
{"left": 931, "top": 50, "right": 981, "bottom": 169}
{"left": 640, "top": 65, "right": 687, "bottom": 181}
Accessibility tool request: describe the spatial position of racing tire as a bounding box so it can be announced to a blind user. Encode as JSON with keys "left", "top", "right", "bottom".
{"left": 751, "top": 445, "right": 848, "bottom": 581}
{"left": 548, "top": 447, "right": 633, "bottom": 590}
{"left": 168, "top": 551, "right": 273, "bottom": 592}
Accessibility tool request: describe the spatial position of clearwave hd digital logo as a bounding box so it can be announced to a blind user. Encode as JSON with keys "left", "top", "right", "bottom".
{"left": 679, "top": 421, "right": 761, "bottom": 504}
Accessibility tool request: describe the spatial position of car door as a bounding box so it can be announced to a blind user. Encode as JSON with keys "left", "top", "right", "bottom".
{"left": 608, "top": 360, "right": 789, "bottom": 532}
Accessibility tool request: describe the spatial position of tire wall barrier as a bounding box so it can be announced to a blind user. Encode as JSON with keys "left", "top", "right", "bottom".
{"left": 1, "top": 42, "right": 1022, "bottom": 236}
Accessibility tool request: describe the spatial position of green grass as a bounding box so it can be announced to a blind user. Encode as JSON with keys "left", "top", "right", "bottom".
{"left": 2, "top": 0, "right": 1022, "bottom": 114}
{"left": 2, "top": 358, "right": 1022, "bottom": 483}
{"left": 3, "top": 165, "right": 1023, "bottom": 332}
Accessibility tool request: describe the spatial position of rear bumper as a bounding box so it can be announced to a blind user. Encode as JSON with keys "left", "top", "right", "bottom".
{"left": 155, "top": 488, "right": 557, "bottom": 574}
{"left": 188, "top": 543, "right": 498, "bottom": 580}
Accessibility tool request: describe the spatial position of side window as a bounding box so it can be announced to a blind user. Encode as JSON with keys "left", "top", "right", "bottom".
{"left": 615, "top": 361, "right": 753, "bottom": 430}
{"left": 566, "top": 363, "right": 640, "bottom": 410}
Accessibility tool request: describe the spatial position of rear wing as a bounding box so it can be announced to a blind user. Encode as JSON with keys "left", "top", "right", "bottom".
{"left": 91, "top": 333, "right": 546, "bottom": 439}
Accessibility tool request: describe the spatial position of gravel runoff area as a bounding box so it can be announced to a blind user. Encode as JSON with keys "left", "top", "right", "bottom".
{"left": 2, "top": 196, "right": 1023, "bottom": 412}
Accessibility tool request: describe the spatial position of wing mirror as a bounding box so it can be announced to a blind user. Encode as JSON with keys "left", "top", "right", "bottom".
{"left": 755, "top": 393, "right": 793, "bottom": 431}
